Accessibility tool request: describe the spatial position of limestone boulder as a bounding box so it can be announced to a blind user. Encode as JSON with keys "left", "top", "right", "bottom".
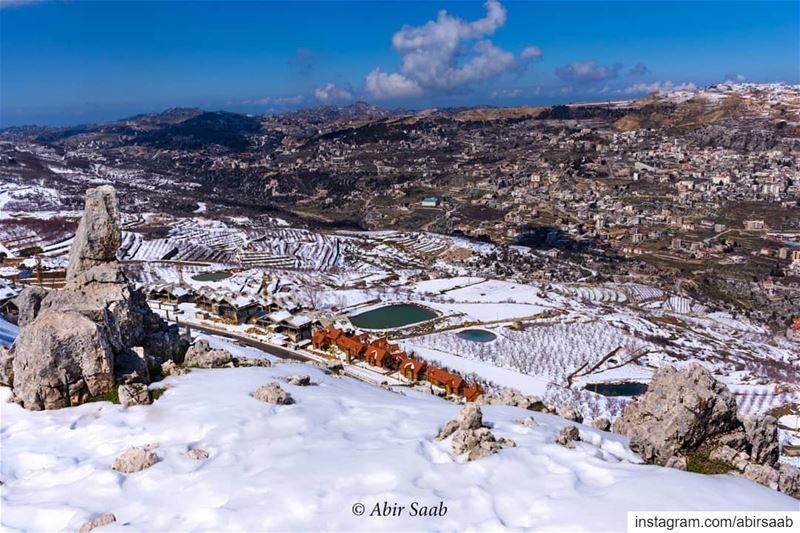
{"left": 118, "top": 383, "right": 151, "bottom": 407}
{"left": 184, "top": 339, "right": 233, "bottom": 368}
{"left": 111, "top": 447, "right": 159, "bottom": 473}
{"left": 78, "top": 513, "right": 116, "bottom": 533}
{"left": 742, "top": 416, "right": 779, "bottom": 466}
{"left": 286, "top": 375, "right": 311, "bottom": 386}
{"left": 613, "top": 364, "right": 740, "bottom": 465}
{"left": 14, "top": 286, "right": 47, "bottom": 327}
{"left": 254, "top": 383, "right": 293, "bottom": 405}
{"left": 10, "top": 312, "right": 115, "bottom": 410}
{"left": 67, "top": 185, "right": 121, "bottom": 280}
{"left": 556, "top": 425, "right": 581, "bottom": 448}
{"left": 557, "top": 405, "right": 583, "bottom": 423}
{"left": 0, "top": 345, "right": 13, "bottom": 387}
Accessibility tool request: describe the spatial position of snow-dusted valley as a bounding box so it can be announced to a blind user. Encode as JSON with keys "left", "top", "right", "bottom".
{"left": 1, "top": 186, "right": 799, "bottom": 532}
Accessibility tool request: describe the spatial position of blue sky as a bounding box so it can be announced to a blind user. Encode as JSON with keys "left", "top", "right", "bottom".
{"left": 1, "top": 0, "right": 798, "bottom": 126}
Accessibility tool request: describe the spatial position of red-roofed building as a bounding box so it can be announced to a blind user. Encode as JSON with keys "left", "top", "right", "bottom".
{"left": 427, "top": 367, "right": 465, "bottom": 396}
{"left": 463, "top": 383, "right": 485, "bottom": 402}
{"left": 396, "top": 353, "right": 426, "bottom": 381}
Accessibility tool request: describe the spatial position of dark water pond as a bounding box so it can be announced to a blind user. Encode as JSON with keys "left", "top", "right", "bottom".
{"left": 585, "top": 382, "right": 648, "bottom": 396}
{"left": 350, "top": 304, "right": 437, "bottom": 330}
{"left": 456, "top": 329, "right": 497, "bottom": 342}
{"left": 192, "top": 271, "right": 232, "bottom": 282}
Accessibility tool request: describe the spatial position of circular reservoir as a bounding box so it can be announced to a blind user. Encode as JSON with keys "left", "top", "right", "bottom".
{"left": 192, "top": 270, "right": 232, "bottom": 282}
{"left": 584, "top": 382, "right": 648, "bottom": 397}
{"left": 350, "top": 304, "right": 437, "bottom": 330}
{"left": 456, "top": 329, "right": 497, "bottom": 342}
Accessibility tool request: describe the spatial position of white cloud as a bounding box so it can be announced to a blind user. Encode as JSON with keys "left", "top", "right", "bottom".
{"left": 555, "top": 60, "right": 622, "bottom": 83}
{"left": 490, "top": 88, "right": 522, "bottom": 99}
{"left": 252, "top": 95, "right": 304, "bottom": 106}
{"left": 520, "top": 46, "right": 543, "bottom": 61}
{"left": 621, "top": 80, "right": 697, "bottom": 95}
{"left": 724, "top": 73, "right": 746, "bottom": 83}
{"left": 313, "top": 83, "right": 353, "bottom": 103}
{"left": 365, "top": 69, "right": 423, "bottom": 99}
{"left": 365, "top": 0, "right": 528, "bottom": 99}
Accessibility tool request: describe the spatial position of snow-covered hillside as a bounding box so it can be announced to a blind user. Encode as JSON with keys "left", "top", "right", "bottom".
{"left": 1, "top": 341, "right": 795, "bottom": 532}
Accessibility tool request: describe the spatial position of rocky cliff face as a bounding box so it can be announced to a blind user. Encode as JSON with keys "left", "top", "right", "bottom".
{"left": 0, "top": 186, "right": 184, "bottom": 409}
{"left": 614, "top": 364, "right": 798, "bottom": 498}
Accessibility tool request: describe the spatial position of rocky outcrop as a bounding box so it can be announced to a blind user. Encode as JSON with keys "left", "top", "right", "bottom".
{"left": 435, "top": 404, "right": 515, "bottom": 461}
{"left": 614, "top": 364, "right": 797, "bottom": 498}
{"left": 254, "top": 383, "right": 293, "bottom": 405}
{"left": 111, "top": 447, "right": 159, "bottom": 473}
{"left": 2, "top": 186, "right": 183, "bottom": 410}
{"left": 14, "top": 286, "right": 47, "bottom": 327}
{"left": 452, "top": 427, "right": 516, "bottom": 461}
{"left": 477, "top": 388, "right": 544, "bottom": 410}
{"left": 66, "top": 185, "right": 121, "bottom": 280}
{"left": 613, "top": 364, "right": 740, "bottom": 465}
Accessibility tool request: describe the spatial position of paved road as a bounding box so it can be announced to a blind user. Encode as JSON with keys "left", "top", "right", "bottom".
{"left": 179, "top": 321, "right": 312, "bottom": 363}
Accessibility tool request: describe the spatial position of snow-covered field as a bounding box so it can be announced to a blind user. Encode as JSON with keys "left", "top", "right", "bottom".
{"left": 1, "top": 344, "right": 796, "bottom": 532}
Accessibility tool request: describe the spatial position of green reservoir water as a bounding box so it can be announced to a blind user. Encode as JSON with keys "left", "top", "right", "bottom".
{"left": 350, "top": 304, "right": 437, "bottom": 330}
{"left": 456, "top": 329, "right": 497, "bottom": 342}
{"left": 192, "top": 270, "right": 232, "bottom": 282}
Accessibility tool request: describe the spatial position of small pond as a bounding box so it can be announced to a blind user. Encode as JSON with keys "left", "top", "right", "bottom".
{"left": 192, "top": 270, "right": 232, "bottom": 282}
{"left": 350, "top": 304, "right": 438, "bottom": 330}
{"left": 456, "top": 329, "right": 497, "bottom": 342}
{"left": 584, "top": 382, "right": 648, "bottom": 397}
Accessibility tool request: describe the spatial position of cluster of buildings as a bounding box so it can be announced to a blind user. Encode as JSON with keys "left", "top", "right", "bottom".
{"left": 312, "top": 326, "right": 484, "bottom": 401}
{"left": 146, "top": 282, "right": 314, "bottom": 343}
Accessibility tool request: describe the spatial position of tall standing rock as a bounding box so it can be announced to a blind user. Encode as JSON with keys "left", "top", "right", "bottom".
{"left": 66, "top": 185, "right": 121, "bottom": 280}
{"left": 3, "top": 186, "right": 184, "bottom": 410}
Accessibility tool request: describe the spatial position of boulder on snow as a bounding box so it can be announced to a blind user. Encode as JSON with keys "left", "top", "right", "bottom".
{"left": 436, "top": 404, "right": 483, "bottom": 440}
{"left": 516, "top": 416, "right": 537, "bottom": 428}
{"left": 118, "top": 383, "right": 151, "bottom": 407}
{"left": 66, "top": 185, "right": 121, "bottom": 280}
{"left": 254, "top": 382, "right": 293, "bottom": 405}
{"left": 286, "top": 375, "right": 311, "bottom": 386}
{"left": 186, "top": 448, "right": 209, "bottom": 460}
{"left": 111, "top": 447, "right": 159, "bottom": 473}
{"left": 451, "top": 427, "right": 515, "bottom": 461}
{"left": 591, "top": 418, "right": 611, "bottom": 431}
{"left": 556, "top": 425, "right": 581, "bottom": 448}
{"left": 78, "top": 513, "right": 116, "bottom": 533}
{"left": 556, "top": 405, "right": 583, "bottom": 423}
{"left": 613, "top": 364, "right": 740, "bottom": 465}
{"left": 184, "top": 339, "right": 233, "bottom": 368}
{"left": 664, "top": 455, "right": 688, "bottom": 471}
{"left": 477, "top": 388, "right": 543, "bottom": 410}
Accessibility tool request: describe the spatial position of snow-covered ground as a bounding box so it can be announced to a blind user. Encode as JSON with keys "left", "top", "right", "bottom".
{"left": 1, "top": 345, "right": 796, "bottom": 532}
